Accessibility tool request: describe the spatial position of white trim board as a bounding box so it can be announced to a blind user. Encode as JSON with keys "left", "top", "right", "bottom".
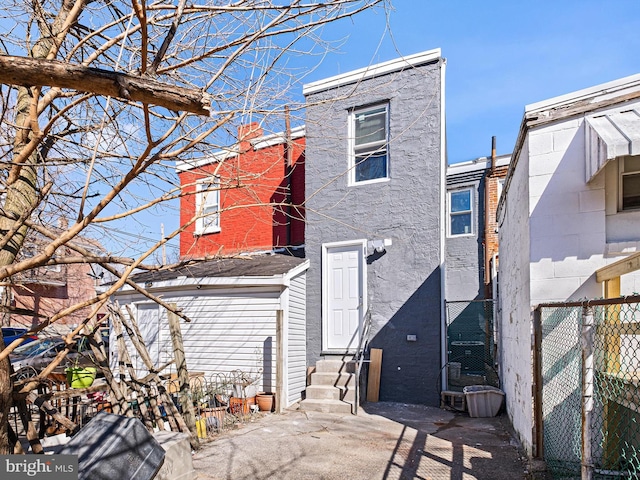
{"left": 303, "top": 49, "right": 442, "bottom": 96}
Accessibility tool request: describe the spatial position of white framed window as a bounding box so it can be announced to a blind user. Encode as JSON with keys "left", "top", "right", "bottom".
{"left": 448, "top": 188, "right": 473, "bottom": 236}
{"left": 348, "top": 103, "right": 389, "bottom": 185}
{"left": 619, "top": 156, "right": 640, "bottom": 211}
{"left": 195, "top": 176, "right": 220, "bottom": 234}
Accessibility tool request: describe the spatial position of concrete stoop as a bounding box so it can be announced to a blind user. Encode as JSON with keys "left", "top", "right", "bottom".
{"left": 301, "top": 357, "right": 357, "bottom": 414}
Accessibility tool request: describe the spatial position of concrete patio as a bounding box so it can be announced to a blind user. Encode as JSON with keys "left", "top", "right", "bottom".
{"left": 192, "top": 402, "right": 533, "bottom": 480}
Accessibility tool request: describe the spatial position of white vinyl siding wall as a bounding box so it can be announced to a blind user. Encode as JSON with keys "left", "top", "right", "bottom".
{"left": 111, "top": 266, "right": 309, "bottom": 409}
{"left": 114, "top": 287, "right": 280, "bottom": 393}
{"left": 287, "top": 273, "right": 307, "bottom": 405}
{"left": 166, "top": 289, "right": 278, "bottom": 391}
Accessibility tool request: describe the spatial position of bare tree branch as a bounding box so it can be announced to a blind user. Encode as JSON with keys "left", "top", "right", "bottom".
{"left": 0, "top": 55, "right": 212, "bottom": 115}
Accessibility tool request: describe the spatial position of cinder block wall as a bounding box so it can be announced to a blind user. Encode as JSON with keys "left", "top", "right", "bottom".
{"left": 498, "top": 141, "right": 533, "bottom": 454}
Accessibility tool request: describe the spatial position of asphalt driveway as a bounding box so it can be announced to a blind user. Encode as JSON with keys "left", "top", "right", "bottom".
{"left": 192, "top": 402, "right": 531, "bottom": 480}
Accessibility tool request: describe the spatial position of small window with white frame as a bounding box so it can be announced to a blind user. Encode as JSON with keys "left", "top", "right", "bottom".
{"left": 195, "top": 176, "right": 220, "bottom": 234}
{"left": 449, "top": 188, "right": 473, "bottom": 236}
{"left": 349, "top": 103, "right": 389, "bottom": 185}
{"left": 620, "top": 156, "right": 640, "bottom": 211}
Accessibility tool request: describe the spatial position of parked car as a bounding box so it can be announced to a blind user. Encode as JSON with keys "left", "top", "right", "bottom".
{"left": 2, "top": 327, "right": 38, "bottom": 347}
{"left": 10, "top": 335, "right": 106, "bottom": 380}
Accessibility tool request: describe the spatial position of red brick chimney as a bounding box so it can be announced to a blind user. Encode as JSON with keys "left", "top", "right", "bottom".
{"left": 238, "top": 123, "right": 263, "bottom": 153}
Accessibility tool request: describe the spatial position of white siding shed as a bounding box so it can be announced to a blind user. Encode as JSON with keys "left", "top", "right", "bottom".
{"left": 109, "top": 254, "right": 309, "bottom": 408}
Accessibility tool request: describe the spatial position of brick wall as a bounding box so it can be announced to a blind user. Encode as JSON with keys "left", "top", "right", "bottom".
{"left": 179, "top": 127, "right": 305, "bottom": 258}
{"left": 485, "top": 165, "right": 508, "bottom": 265}
{"left": 12, "top": 261, "right": 99, "bottom": 329}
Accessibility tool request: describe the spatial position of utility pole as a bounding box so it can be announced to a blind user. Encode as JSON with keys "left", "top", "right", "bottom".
{"left": 161, "top": 224, "right": 166, "bottom": 265}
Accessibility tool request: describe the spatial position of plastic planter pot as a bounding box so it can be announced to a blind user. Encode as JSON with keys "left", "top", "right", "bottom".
{"left": 463, "top": 385, "right": 504, "bottom": 417}
{"left": 66, "top": 367, "right": 97, "bottom": 388}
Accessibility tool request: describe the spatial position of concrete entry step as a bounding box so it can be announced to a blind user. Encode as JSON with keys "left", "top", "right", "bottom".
{"left": 309, "top": 372, "right": 355, "bottom": 387}
{"left": 302, "top": 356, "right": 358, "bottom": 415}
{"left": 305, "top": 385, "right": 356, "bottom": 402}
{"left": 299, "top": 398, "right": 353, "bottom": 415}
{"left": 314, "top": 358, "right": 356, "bottom": 373}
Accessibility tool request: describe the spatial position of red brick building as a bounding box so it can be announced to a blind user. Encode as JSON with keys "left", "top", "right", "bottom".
{"left": 177, "top": 123, "right": 305, "bottom": 258}
{"left": 484, "top": 158, "right": 509, "bottom": 294}
{"left": 10, "top": 233, "right": 106, "bottom": 330}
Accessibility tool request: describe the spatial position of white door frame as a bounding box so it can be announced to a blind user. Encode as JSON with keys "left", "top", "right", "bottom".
{"left": 321, "top": 239, "right": 367, "bottom": 353}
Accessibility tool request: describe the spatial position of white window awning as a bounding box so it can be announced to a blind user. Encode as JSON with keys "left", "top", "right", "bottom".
{"left": 585, "top": 108, "right": 640, "bottom": 183}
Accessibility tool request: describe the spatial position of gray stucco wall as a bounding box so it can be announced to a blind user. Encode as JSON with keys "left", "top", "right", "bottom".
{"left": 445, "top": 170, "right": 485, "bottom": 301}
{"left": 304, "top": 58, "right": 444, "bottom": 406}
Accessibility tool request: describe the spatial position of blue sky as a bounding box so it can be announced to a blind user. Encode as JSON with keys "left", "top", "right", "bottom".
{"left": 140, "top": 0, "right": 640, "bottom": 259}
{"left": 7, "top": 1, "right": 637, "bottom": 258}
{"left": 308, "top": 0, "right": 640, "bottom": 163}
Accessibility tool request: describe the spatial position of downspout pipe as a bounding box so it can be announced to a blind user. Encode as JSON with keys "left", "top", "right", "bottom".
{"left": 285, "top": 105, "right": 292, "bottom": 246}
{"left": 439, "top": 57, "right": 448, "bottom": 393}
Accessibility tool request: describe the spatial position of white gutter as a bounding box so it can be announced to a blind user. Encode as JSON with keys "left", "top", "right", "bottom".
{"left": 439, "top": 57, "right": 448, "bottom": 392}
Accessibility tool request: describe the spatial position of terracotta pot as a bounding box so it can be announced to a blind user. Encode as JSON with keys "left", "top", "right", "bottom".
{"left": 229, "top": 396, "right": 256, "bottom": 415}
{"left": 256, "top": 393, "right": 274, "bottom": 412}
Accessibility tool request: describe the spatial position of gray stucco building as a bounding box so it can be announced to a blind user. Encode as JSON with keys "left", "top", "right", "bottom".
{"left": 302, "top": 49, "right": 446, "bottom": 406}
{"left": 443, "top": 154, "right": 509, "bottom": 387}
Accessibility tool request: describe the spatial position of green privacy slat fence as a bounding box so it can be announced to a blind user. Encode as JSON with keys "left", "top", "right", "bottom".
{"left": 539, "top": 301, "right": 640, "bottom": 479}
{"left": 445, "top": 300, "right": 498, "bottom": 392}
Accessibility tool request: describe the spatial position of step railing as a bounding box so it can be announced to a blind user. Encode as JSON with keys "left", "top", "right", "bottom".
{"left": 353, "top": 309, "right": 372, "bottom": 414}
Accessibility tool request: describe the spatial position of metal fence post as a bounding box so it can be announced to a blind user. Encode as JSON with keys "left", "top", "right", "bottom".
{"left": 581, "top": 306, "right": 594, "bottom": 480}
{"left": 533, "top": 307, "right": 543, "bottom": 459}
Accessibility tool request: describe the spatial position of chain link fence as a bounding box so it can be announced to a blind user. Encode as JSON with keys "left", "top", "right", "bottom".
{"left": 444, "top": 300, "right": 498, "bottom": 392}
{"left": 538, "top": 299, "right": 640, "bottom": 479}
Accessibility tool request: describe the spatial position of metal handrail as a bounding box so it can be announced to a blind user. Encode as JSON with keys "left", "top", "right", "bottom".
{"left": 353, "top": 309, "right": 372, "bottom": 415}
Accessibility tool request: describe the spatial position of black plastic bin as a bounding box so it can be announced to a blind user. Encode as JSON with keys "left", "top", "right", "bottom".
{"left": 58, "top": 411, "right": 165, "bottom": 480}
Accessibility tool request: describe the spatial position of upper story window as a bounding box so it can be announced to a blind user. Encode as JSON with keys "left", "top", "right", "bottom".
{"left": 195, "top": 176, "right": 220, "bottom": 234}
{"left": 349, "top": 103, "right": 389, "bottom": 185}
{"left": 449, "top": 188, "right": 473, "bottom": 236}
{"left": 620, "top": 156, "right": 640, "bottom": 211}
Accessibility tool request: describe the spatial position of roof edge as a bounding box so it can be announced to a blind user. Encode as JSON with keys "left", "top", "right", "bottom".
{"left": 176, "top": 125, "right": 306, "bottom": 172}
{"left": 526, "top": 73, "right": 640, "bottom": 114}
{"left": 447, "top": 154, "right": 511, "bottom": 176}
{"left": 302, "top": 48, "right": 442, "bottom": 96}
{"left": 498, "top": 73, "right": 640, "bottom": 223}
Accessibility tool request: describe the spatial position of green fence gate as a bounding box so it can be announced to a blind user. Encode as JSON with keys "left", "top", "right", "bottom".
{"left": 445, "top": 300, "right": 498, "bottom": 392}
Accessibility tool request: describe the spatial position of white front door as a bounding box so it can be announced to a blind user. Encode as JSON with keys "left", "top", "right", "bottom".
{"left": 323, "top": 241, "right": 366, "bottom": 352}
